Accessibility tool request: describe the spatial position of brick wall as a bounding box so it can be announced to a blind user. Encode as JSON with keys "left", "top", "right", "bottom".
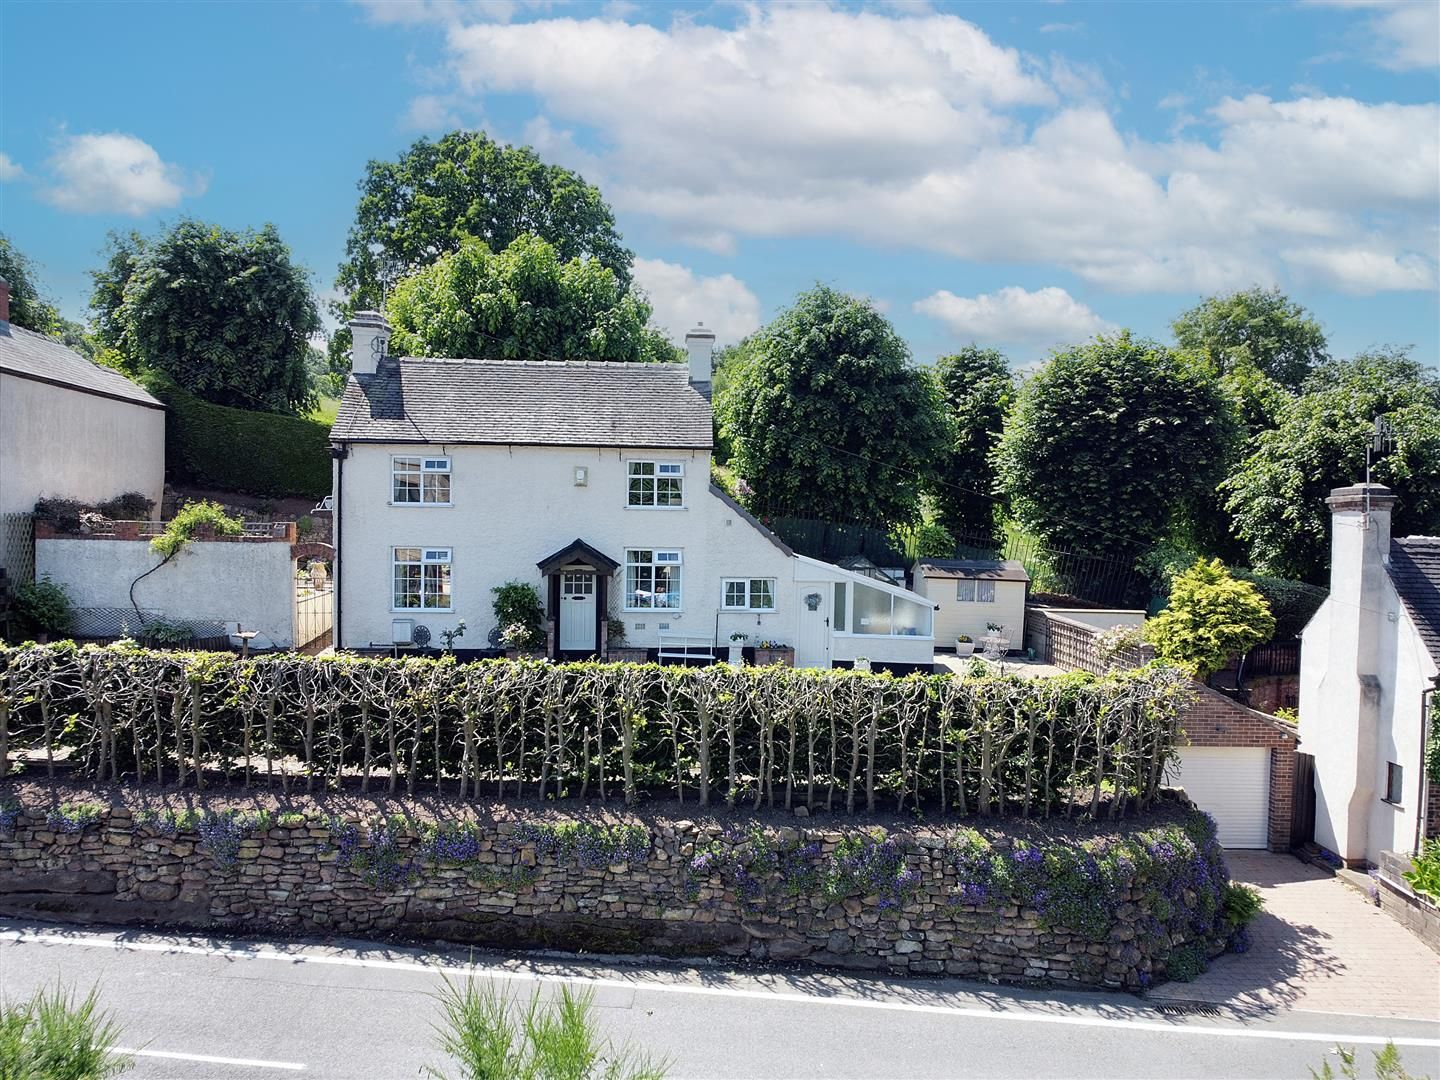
{"left": 1179, "top": 685, "right": 1300, "bottom": 854}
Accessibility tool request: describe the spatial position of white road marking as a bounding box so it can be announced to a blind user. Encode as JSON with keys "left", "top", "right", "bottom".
{"left": 120, "top": 1048, "right": 305, "bottom": 1070}
{"left": 5, "top": 928, "right": 1437, "bottom": 1050}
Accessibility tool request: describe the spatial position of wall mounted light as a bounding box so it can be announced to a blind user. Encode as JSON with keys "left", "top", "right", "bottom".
{"left": 573, "top": 466, "right": 589, "bottom": 487}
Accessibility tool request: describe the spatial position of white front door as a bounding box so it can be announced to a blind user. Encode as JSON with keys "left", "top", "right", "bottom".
{"left": 559, "top": 571, "right": 597, "bottom": 652}
{"left": 795, "top": 583, "right": 831, "bottom": 668}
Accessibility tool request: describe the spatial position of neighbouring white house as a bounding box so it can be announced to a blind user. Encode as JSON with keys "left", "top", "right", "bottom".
{"left": 1301, "top": 483, "right": 1440, "bottom": 867}
{"left": 0, "top": 278, "right": 165, "bottom": 582}
{"left": 913, "top": 558, "right": 1028, "bottom": 651}
{"left": 327, "top": 313, "right": 936, "bottom": 669}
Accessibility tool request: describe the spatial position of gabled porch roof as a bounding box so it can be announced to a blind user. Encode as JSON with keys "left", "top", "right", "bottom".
{"left": 536, "top": 538, "right": 620, "bottom": 576}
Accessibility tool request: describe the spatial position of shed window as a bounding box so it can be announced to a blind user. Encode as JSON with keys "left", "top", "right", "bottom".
{"left": 627, "top": 461, "right": 684, "bottom": 508}
{"left": 393, "top": 456, "right": 451, "bottom": 504}
{"left": 956, "top": 578, "right": 996, "bottom": 603}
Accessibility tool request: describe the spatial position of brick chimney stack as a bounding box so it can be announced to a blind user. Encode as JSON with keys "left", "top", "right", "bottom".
{"left": 0, "top": 277, "right": 10, "bottom": 323}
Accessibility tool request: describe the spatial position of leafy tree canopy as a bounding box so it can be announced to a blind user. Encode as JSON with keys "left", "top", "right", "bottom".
{"left": 0, "top": 234, "right": 63, "bottom": 334}
{"left": 1144, "top": 558, "right": 1275, "bottom": 678}
{"left": 332, "top": 131, "right": 633, "bottom": 370}
{"left": 929, "top": 346, "right": 1013, "bottom": 545}
{"left": 91, "top": 220, "right": 320, "bottom": 414}
{"left": 385, "top": 235, "right": 679, "bottom": 364}
{"left": 1173, "top": 286, "right": 1328, "bottom": 391}
{"left": 716, "top": 285, "right": 949, "bottom": 526}
{"left": 1222, "top": 348, "right": 1440, "bottom": 582}
{"left": 994, "top": 331, "right": 1239, "bottom": 558}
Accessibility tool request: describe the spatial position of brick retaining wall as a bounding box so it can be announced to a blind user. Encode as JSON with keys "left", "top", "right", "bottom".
{"left": 0, "top": 805, "right": 1232, "bottom": 992}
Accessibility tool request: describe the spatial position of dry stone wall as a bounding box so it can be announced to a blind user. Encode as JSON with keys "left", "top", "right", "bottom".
{"left": 0, "top": 804, "right": 1234, "bottom": 991}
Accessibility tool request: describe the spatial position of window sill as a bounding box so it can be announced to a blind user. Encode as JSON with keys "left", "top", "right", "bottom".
{"left": 623, "top": 608, "right": 684, "bottom": 615}
{"left": 624, "top": 505, "right": 687, "bottom": 511}
{"left": 391, "top": 608, "right": 455, "bottom": 615}
{"left": 721, "top": 608, "right": 777, "bottom": 614}
{"left": 388, "top": 502, "right": 454, "bottom": 508}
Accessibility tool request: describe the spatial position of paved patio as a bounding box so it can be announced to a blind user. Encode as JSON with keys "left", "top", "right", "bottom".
{"left": 1147, "top": 851, "right": 1440, "bottom": 1020}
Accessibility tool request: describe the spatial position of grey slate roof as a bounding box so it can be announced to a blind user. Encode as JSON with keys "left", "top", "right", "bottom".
{"left": 0, "top": 321, "right": 162, "bottom": 409}
{"left": 331, "top": 357, "right": 713, "bottom": 449}
{"left": 916, "top": 558, "right": 1030, "bottom": 582}
{"left": 1390, "top": 536, "right": 1440, "bottom": 666}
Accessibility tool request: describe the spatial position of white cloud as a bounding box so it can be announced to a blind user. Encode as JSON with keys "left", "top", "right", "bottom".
{"left": 915, "top": 286, "right": 1114, "bottom": 346}
{"left": 632, "top": 257, "right": 761, "bottom": 347}
{"left": 357, "top": 0, "right": 556, "bottom": 26}
{"left": 403, "top": 94, "right": 462, "bottom": 131}
{"left": 1305, "top": 1, "right": 1440, "bottom": 70}
{"left": 1039, "top": 22, "right": 1081, "bottom": 33}
{"left": 0, "top": 153, "right": 23, "bottom": 181}
{"left": 40, "top": 133, "right": 203, "bottom": 216}
{"left": 1282, "top": 245, "right": 1436, "bottom": 293}
{"left": 409, "top": 6, "right": 1437, "bottom": 295}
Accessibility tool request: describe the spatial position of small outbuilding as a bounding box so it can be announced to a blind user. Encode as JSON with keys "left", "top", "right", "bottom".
{"left": 913, "top": 558, "right": 1029, "bottom": 652}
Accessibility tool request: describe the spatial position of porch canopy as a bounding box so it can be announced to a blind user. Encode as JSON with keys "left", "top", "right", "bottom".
{"left": 536, "top": 539, "right": 620, "bottom": 658}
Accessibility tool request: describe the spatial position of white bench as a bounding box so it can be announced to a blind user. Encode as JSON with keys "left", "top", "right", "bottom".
{"left": 657, "top": 633, "right": 716, "bottom": 663}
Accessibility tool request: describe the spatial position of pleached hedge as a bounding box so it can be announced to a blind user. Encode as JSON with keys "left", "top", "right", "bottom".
{"left": 0, "top": 643, "right": 1193, "bottom": 817}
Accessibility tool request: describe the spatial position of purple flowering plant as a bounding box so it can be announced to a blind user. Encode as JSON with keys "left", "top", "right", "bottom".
{"left": 0, "top": 800, "right": 19, "bottom": 833}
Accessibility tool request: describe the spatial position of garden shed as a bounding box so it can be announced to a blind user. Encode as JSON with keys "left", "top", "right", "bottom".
{"left": 913, "top": 558, "right": 1028, "bottom": 652}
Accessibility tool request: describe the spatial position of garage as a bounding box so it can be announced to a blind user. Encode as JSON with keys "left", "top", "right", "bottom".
{"left": 1172, "top": 746, "right": 1271, "bottom": 848}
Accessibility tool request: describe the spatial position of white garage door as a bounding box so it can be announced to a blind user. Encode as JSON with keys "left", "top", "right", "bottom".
{"left": 1172, "top": 746, "right": 1270, "bottom": 849}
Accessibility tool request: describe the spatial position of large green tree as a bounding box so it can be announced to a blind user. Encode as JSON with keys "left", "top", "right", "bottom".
{"left": 716, "top": 285, "right": 949, "bottom": 525}
{"left": 1222, "top": 349, "right": 1440, "bottom": 582}
{"left": 92, "top": 220, "right": 320, "bottom": 414}
{"left": 994, "top": 332, "right": 1239, "bottom": 558}
{"left": 0, "top": 234, "right": 62, "bottom": 334}
{"left": 385, "top": 235, "right": 678, "bottom": 364}
{"left": 332, "top": 132, "right": 633, "bottom": 369}
{"left": 1173, "top": 286, "right": 1328, "bottom": 391}
{"left": 929, "top": 347, "right": 1013, "bottom": 546}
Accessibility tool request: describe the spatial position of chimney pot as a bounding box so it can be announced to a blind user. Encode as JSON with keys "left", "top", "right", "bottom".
{"left": 684, "top": 323, "right": 715, "bottom": 386}
{"left": 349, "top": 310, "right": 392, "bottom": 377}
{"left": 0, "top": 277, "right": 10, "bottom": 324}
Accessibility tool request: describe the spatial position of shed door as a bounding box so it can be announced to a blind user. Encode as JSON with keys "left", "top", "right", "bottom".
{"left": 1173, "top": 746, "right": 1270, "bottom": 849}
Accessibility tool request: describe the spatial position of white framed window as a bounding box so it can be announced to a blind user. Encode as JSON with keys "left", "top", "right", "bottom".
{"left": 722, "top": 578, "right": 776, "bottom": 611}
{"left": 392, "top": 456, "right": 452, "bottom": 505}
{"left": 627, "top": 461, "right": 684, "bottom": 508}
{"left": 849, "top": 582, "right": 933, "bottom": 638}
{"left": 625, "top": 549, "right": 682, "bottom": 609}
{"left": 393, "top": 547, "right": 452, "bottom": 610}
{"left": 956, "top": 579, "right": 996, "bottom": 603}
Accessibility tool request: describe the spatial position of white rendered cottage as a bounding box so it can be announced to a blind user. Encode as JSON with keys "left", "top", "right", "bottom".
{"left": 328, "top": 313, "right": 936, "bottom": 669}
{"left": 1300, "top": 483, "right": 1440, "bottom": 867}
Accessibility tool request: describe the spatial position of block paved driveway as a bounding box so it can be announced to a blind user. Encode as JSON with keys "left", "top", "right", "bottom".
{"left": 1147, "top": 851, "right": 1440, "bottom": 1020}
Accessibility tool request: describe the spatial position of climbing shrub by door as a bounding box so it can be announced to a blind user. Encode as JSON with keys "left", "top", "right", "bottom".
{"left": 0, "top": 643, "right": 1191, "bottom": 816}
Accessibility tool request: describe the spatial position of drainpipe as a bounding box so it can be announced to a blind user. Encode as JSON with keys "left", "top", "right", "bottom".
{"left": 1416, "top": 672, "right": 1440, "bottom": 856}
{"left": 329, "top": 443, "right": 348, "bottom": 651}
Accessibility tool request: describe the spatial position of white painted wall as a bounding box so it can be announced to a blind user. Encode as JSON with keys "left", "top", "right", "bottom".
{"left": 335, "top": 443, "right": 935, "bottom": 665}
{"left": 0, "top": 373, "right": 165, "bottom": 517}
{"left": 917, "top": 573, "right": 1027, "bottom": 646}
{"left": 36, "top": 537, "right": 295, "bottom": 647}
{"left": 1301, "top": 487, "right": 1438, "bottom": 865}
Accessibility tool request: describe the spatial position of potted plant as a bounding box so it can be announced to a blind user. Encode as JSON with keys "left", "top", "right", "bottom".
{"left": 753, "top": 639, "right": 795, "bottom": 667}
{"left": 14, "top": 576, "right": 73, "bottom": 643}
{"left": 500, "top": 621, "right": 544, "bottom": 660}
{"left": 492, "top": 581, "right": 545, "bottom": 658}
{"left": 727, "top": 632, "right": 747, "bottom": 667}
{"left": 853, "top": 656, "right": 872, "bottom": 672}
{"left": 955, "top": 634, "right": 975, "bottom": 658}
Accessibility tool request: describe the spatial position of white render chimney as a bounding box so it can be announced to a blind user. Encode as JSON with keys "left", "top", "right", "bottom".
{"left": 349, "top": 310, "right": 392, "bottom": 376}
{"left": 685, "top": 323, "right": 715, "bottom": 387}
{"left": 1312, "top": 482, "right": 1399, "bottom": 865}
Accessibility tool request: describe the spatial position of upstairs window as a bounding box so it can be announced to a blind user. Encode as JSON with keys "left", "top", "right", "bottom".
{"left": 956, "top": 579, "right": 996, "bottom": 603}
{"left": 393, "top": 547, "right": 452, "bottom": 610}
{"left": 625, "top": 549, "right": 682, "bottom": 609}
{"left": 628, "top": 461, "right": 684, "bottom": 508}
{"left": 393, "top": 456, "right": 451, "bottom": 505}
{"left": 722, "top": 578, "right": 776, "bottom": 611}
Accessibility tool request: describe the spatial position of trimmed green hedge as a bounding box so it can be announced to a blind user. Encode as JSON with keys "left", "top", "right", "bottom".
{"left": 157, "top": 382, "right": 332, "bottom": 499}
{"left": 0, "top": 643, "right": 1193, "bottom": 816}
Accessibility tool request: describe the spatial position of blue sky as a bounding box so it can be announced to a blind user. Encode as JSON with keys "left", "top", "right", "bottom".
{"left": 2, "top": 0, "right": 1436, "bottom": 369}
